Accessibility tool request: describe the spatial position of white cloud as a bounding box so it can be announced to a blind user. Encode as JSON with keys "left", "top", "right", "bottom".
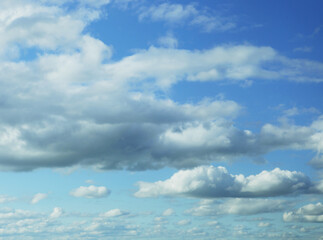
{"left": 138, "top": 3, "right": 197, "bottom": 23}
{"left": 50, "top": 207, "right": 63, "bottom": 218}
{"left": 157, "top": 34, "right": 178, "bottom": 48}
{"left": 70, "top": 185, "right": 110, "bottom": 198}
{"left": 31, "top": 193, "right": 48, "bottom": 204}
{"left": 177, "top": 219, "right": 191, "bottom": 226}
{"left": 162, "top": 208, "right": 174, "bottom": 216}
{"left": 137, "top": 2, "right": 235, "bottom": 32}
{"left": 0, "top": 1, "right": 322, "bottom": 173}
{"left": 100, "top": 209, "right": 129, "bottom": 218}
{"left": 258, "top": 222, "right": 271, "bottom": 227}
{"left": 283, "top": 202, "right": 323, "bottom": 222}
{"left": 0, "top": 0, "right": 105, "bottom": 58}
{"left": 135, "top": 165, "right": 312, "bottom": 198}
{"left": 187, "top": 198, "right": 287, "bottom": 216}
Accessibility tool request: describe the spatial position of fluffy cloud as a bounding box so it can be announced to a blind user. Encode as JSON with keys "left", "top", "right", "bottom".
{"left": 187, "top": 198, "right": 287, "bottom": 216}
{"left": 0, "top": 0, "right": 323, "bottom": 172}
{"left": 134, "top": 165, "right": 312, "bottom": 198}
{"left": 50, "top": 207, "right": 63, "bottom": 218}
{"left": 100, "top": 209, "right": 129, "bottom": 218}
{"left": 31, "top": 193, "right": 48, "bottom": 204}
{"left": 162, "top": 208, "right": 174, "bottom": 216}
{"left": 283, "top": 202, "right": 323, "bottom": 222}
{"left": 0, "top": 0, "right": 109, "bottom": 58}
{"left": 70, "top": 185, "right": 110, "bottom": 198}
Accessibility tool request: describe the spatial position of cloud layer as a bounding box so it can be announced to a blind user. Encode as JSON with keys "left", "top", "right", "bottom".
{"left": 0, "top": 0, "right": 323, "bottom": 172}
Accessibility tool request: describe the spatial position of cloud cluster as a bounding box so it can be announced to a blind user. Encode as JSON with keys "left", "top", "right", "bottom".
{"left": 0, "top": 0, "right": 323, "bottom": 172}
{"left": 135, "top": 165, "right": 313, "bottom": 198}
{"left": 283, "top": 202, "right": 323, "bottom": 222}
{"left": 0, "top": 207, "right": 137, "bottom": 239}
{"left": 70, "top": 185, "right": 110, "bottom": 198}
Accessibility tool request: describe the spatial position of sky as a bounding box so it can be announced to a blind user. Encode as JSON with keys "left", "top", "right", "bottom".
{"left": 0, "top": 0, "right": 323, "bottom": 239}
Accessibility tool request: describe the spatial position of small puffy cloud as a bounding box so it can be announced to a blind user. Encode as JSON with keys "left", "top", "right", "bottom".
{"left": 135, "top": 165, "right": 312, "bottom": 198}
{"left": 50, "top": 207, "right": 63, "bottom": 218}
{"left": 70, "top": 185, "right": 110, "bottom": 199}
{"left": 100, "top": 209, "right": 129, "bottom": 218}
{"left": 162, "top": 208, "right": 174, "bottom": 216}
{"left": 258, "top": 222, "right": 271, "bottom": 227}
{"left": 31, "top": 193, "right": 48, "bottom": 204}
{"left": 283, "top": 202, "right": 323, "bottom": 223}
{"left": 187, "top": 198, "right": 287, "bottom": 216}
{"left": 177, "top": 219, "right": 191, "bottom": 226}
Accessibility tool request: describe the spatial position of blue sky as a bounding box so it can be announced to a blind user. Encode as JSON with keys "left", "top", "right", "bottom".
{"left": 0, "top": 0, "right": 323, "bottom": 239}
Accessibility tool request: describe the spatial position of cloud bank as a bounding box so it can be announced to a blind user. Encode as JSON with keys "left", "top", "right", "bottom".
{"left": 0, "top": 0, "right": 323, "bottom": 172}
{"left": 284, "top": 202, "right": 323, "bottom": 222}
{"left": 135, "top": 165, "right": 313, "bottom": 198}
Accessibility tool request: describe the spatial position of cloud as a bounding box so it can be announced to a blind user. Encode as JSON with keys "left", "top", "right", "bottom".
{"left": 283, "top": 202, "right": 323, "bottom": 222}
{"left": 138, "top": 3, "right": 197, "bottom": 23}
{"left": 0, "top": 0, "right": 108, "bottom": 59}
{"left": 0, "top": 206, "right": 137, "bottom": 239}
{"left": 293, "top": 46, "right": 312, "bottom": 53}
{"left": 258, "top": 222, "right": 271, "bottom": 227}
{"left": 100, "top": 209, "right": 129, "bottom": 218}
{"left": 187, "top": 198, "right": 287, "bottom": 216}
{"left": 31, "top": 193, "right": 48, "bottom": 204}
{"left": 50, "top": 207, "right": 63, "bottom": 218}
{"left": 0, "top": 195, "right": 16, "bottom": 203}
{"left": 134, "top": 165, "right": 313, "bottom": 198}
{"left": 162, "top": 208, "right": 174, "bottom": 216}
{"left": 70, "top": 185, "right": 110, "bottom": 198}
{"left": 0, "top": 1, "right": 323, "bottom": 173}
{"left": 157, "top": 34, "right": 178, "bottom": 48}
{"left": 177, "top": 219, "right": 191, "bottom": 226}
{"left": 137, "top": 2, "right": 235, "bottom": 32}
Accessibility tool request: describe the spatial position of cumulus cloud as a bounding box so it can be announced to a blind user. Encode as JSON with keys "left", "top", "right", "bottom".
{"left": 70, "top": 185, "right": 110, "bottom": 198}
{"left": 31, "top": 193, "right": 48, "bottom": 204}
{"left": 0, "top": 0, "right": 322, "bottom": 173}
{"left": 162, "top": 208, "right": 174, "bottom": 216}
{"left": 50, "top": 207, "right": 63, "bottom": 218}
{"left": 134, "top": 165, "right": 313, "bottom": 198}
{"left": 283, "top": 202, "right": 323, "bottom": 222}
{"left": 187, "top": 198, "right": 287, "bottom": 216}
{"left": 100, "top": 209, "right": 129, "bottom": 218}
